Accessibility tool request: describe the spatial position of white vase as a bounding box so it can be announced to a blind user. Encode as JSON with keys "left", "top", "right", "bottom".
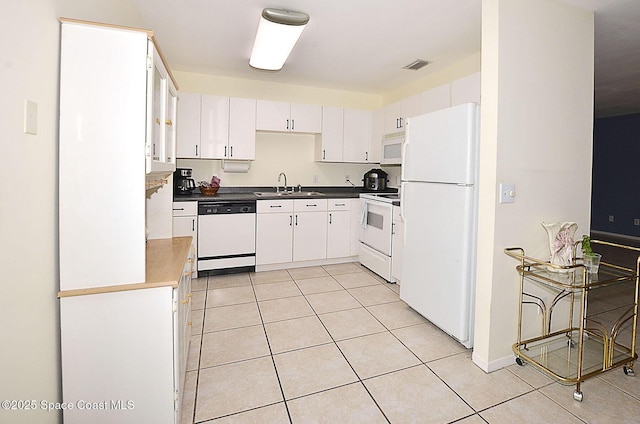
{"left": 542, "top": 222, "right": 578, "bottom": 270}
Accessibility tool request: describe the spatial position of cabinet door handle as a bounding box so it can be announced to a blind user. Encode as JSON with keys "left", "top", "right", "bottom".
{"left": 365, "top": 151, "right": 368, "bottom": 161}
{"left": 270, "top": 205, "right": 282, "bottom": 208}
{"left": 291, "top": 119, "right": 295, "bottom": 130}
{"left": 335, "top": 203, "right": 345, "bottom": 207}
{"left": 399, "top": 117, "right": 403, "bottom": 128}
{"left": 195, "top": 145, "right": 198, "bottom": 156}
{"left": 323, "top": 149, "right": 326, "bottom": 160}
{"left": 286, "top": 119, "right": 290, "bottom": 130}
{"left": 289, "top": 215, "right": 293, "bottom": 226}
{"left": 156, "top": 118, "right": 161, "bottom": 125}
{"left": 329, "top": 213, "right": 332, "bottom": 224}
{"left": 192, "top": 219, "right": 195, "bottom": 232}
{"left": 307, "top": 204, "right": 317, "bottom": 207}
{"left": 224, "top": 145, "right": 227, "bottom": 157}
{"left": 173, "top": 207, "right": 184, "bottom": 211}
{"left": 165, "top": 119, "right": 173, "bottom": 126}
{"left": 230, "top": 146, "right": 233, "bottom": 157}
{"left": 295, "top": 215, "right": 298, "bottom": 226}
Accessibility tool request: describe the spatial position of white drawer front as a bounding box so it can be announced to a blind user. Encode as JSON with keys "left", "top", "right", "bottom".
{"left": 294, "top": 198, "right": 328, "bottom": 212}
{"left": 172, "top": 201, "right": 198, "bottom": 216}
{"left": 328, "top": 198, "right": 351, "bottom": 211}
{"left": 257, "top": 199, "right": 294, "bottom": 213}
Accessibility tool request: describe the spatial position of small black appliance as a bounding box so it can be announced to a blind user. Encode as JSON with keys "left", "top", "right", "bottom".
{"left": 174, "top": 168, "right": 196, "bottom": 195}
{"left": 363, "top": 168, "right": 389, "bottom": 191}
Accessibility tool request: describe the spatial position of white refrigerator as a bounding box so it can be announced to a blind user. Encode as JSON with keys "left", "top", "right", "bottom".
{"left": 399, "top": 103, "right": 479, "bottom": 348}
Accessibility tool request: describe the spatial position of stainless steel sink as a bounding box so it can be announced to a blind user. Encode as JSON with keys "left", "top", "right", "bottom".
{"left": 254, "top": 191, "right": 325, "bottom": 197}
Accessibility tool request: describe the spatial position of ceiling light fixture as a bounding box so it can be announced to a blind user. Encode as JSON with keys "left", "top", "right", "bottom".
{"left": 249, "top": 8, "right": 310, "bottom": 71}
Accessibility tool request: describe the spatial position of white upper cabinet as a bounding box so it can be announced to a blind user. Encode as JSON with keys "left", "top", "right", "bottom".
{"left": 146, "top": 41, "right": 177, "bottom": 174}
{"left": 177, "top": 94, "right": 256, "bottom": 160}
{"left": 228, "top": 97, "right": 257, "bottom": 159}
{"left": 343, "top": 108, "right": 372, "bottom": 163}
{"left": 200, "top": 95, "right": 230, "bottom": 158}
{"left": 60, "top": 19, "right": 163, "bottom": 290}
{"left": 370, "top": 107, "right": 384, "bottom": 164}
{"left": 316, "top": 107, "right": 373, "bottom": 163}
{"left": 256, "top": 100, "right": 322, "bottom": 133}
{"left": 316, "top": 106, "right": 344, "bottom": 162}
{"left": 383, "top": 94, "right": 420, "bottom": 135}
{"left": 383, "top": 101, "right": 403, "bottom": 134}
{"left": 451, "top": 72, "right": 481, "bottom": 106}
{"left": 176, "top": 92, "right": 201, "bottom": 158}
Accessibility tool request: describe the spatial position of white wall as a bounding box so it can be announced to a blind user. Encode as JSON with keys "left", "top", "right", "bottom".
{"left": 473, "top": 0, "right": 594, "bottom": 371}
{"left": 0, "top": 1, "right": 143, "bottom": 423}
{"left": 0, "top": 3, "right": 61, "bottom": 423}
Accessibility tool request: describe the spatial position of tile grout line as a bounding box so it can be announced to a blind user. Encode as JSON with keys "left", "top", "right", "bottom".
{"left": 250, "top": 270, "right": 295, "bottom": 424}
{"left": 288, "top": 266, "right": 394, "bottom": 423}
{"left": 188, "top": 274, "right": 209, "bottom": 424}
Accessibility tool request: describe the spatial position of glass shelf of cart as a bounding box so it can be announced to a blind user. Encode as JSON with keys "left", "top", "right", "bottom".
{"left": 514, "top": 261, "right": 634, "bottom": 291}
{"left": 516, "top": 329, "right": 635, "bottom": 383}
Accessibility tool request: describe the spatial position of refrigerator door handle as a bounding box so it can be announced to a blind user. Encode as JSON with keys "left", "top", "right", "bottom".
{"left": 401, "top": 137, "right": 409, "bottom": 180}
{"left": 400, "top": 182, "right": 407, "bottom": 246}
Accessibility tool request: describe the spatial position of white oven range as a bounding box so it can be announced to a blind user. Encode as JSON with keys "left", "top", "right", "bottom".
{"left": 359, "top": 193, "right": 400, "bottom": 282}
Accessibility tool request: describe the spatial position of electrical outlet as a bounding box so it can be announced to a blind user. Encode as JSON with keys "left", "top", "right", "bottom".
{"left": 499, "top": 183, "right": 516, "bottom": 204}
{"left": 609, "top": 215, "right": 615, "bottom": 222}
{"left": 634, "top": 218, "right": 640, "bottom": 226}
{"left": 312, "top": 175, "right": 319, "bottom": 183}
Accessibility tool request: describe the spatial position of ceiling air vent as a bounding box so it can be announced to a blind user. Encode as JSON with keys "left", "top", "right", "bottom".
{"left": 402, "top": 59, "right": 430, "bottom": 71}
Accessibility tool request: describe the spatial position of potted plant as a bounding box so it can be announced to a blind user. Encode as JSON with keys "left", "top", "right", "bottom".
{"left": 581, "top": 235, "right": 593, "bottom": 256}
{"left": 581, "top": 235, "right": 602, "bottom": 274}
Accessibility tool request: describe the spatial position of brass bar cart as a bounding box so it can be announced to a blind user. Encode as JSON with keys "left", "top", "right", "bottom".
{"left": 505, "top": 240, "right": 640, "bottom": 401}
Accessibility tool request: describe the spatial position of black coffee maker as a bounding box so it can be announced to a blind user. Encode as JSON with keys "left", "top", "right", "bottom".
{"left": 173, "top": 168, "right": 196, "bottom": 195}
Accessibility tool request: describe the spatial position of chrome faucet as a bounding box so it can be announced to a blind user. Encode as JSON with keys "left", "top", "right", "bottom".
{"left": 278, "top": 172, "right": 288, "bottom": 192}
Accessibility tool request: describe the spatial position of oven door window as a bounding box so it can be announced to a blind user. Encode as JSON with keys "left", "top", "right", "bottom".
{"left": 362, "top": 202, "right": 392, "bottom": 256}
{"left": 367, "top": 210, "right": 384, "bottom": 230}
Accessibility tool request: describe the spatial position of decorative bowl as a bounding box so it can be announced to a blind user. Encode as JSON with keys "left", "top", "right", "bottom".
{"left": 199, "top": 186, "right": 219, "bottom": 196}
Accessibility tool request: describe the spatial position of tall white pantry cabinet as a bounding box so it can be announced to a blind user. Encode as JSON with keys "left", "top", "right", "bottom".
{"left": 58, "top": 19, "right": 190, "bottom": 424}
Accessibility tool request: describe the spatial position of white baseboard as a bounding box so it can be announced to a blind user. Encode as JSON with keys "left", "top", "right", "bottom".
{"left": 256, "top": 256, "right": 358, "bottom": 272}
{"left": 472, "top": 351, "right": 516, "bottom": 373}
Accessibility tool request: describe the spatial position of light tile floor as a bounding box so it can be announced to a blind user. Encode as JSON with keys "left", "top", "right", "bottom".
{"left": 181, "top": 262, "right": 640, "bottom": 423}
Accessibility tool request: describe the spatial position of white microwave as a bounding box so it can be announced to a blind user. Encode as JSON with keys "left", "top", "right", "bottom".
{"left": 380, "top": 135, "right": 403, "bottom": 165}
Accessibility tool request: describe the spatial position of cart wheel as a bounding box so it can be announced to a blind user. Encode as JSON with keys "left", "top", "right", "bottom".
{"left": 515, "top": 357, "right": 524, "bottom": 366}
{"left": 623, "top": 366, "right": 635, "bottom": 376}
{"left": 573, "top": 390, "right": 583, "bottom": 402}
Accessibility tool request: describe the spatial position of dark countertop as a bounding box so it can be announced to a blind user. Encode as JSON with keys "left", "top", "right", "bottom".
{"left": 173, "top": 186, "right": 398, "bottom": 202}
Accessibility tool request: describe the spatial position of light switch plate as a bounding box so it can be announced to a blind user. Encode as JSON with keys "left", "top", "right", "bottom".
{"left": 499, "top": 183, "right": 516, "bottom": 204}
{"left": 24, "top": 100, "right": 38, "bottom": 135}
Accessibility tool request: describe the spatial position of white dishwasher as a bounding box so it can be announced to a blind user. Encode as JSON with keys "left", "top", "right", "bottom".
{"left": 197, "top": 201, "right": 256, "bottom": 274}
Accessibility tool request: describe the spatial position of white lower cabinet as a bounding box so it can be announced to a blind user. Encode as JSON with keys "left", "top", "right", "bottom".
{"left": 172, "top": 201, "right": 198, "bottom": 276}
{"left": 59, "top": 239, "right": 193, "bottom": 424}
{"left": 327, "top": 199, "right": 351, "bottom": 259}
{"left": 293, "top": 199, "right": 328, "bottom": 261}
{"left": 259, "top": 198, "right": 363, "bottom": 267}
{"left": 256, "top": 200, "right": 295, "bottom": 265}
